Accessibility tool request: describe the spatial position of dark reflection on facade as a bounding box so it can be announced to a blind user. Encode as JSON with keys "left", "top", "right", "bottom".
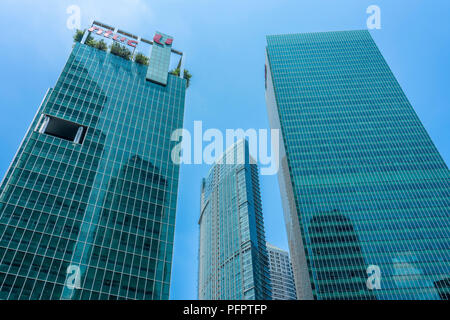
{"left": 73, "top": 155, "right": 168, "bottom": 300}
{"left": 308, "top": 210, "right": 376, "bottom": 300}
{"left": 434, "top": 278, "right": 450, "bottom": 300}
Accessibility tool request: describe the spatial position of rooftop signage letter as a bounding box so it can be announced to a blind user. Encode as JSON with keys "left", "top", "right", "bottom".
{"left": 87, "top": 26, "right": 138, "bottom": 48}
{"left": 153, "top": 33, "right": 173, "bottom": 46}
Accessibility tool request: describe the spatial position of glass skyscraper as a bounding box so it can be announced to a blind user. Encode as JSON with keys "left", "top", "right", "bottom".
{"left": 198, "top": 140, "right": 272, "bottom": 300}
{"left": 266, "top": 243, "right": 297, "bottom": 300}
{"left": 265, "top": 30, "right": 450, "bottom": 300}
{"left": 0, "top": 22, "right": 186, "bottom": 300}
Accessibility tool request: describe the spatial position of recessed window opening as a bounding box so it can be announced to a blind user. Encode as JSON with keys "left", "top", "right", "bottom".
{"left": 38, "top": 115, "right": 87, "bottom": 144}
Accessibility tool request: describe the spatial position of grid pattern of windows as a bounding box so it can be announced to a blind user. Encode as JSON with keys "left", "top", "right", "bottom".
{"left": 0, "top": 41, "right": 186, "bottom": 300}
{"left": 267, "top": 243, "right": 297, "bottom": 300}
{"left": 198, "top": 140, "right": 272, "bottom": 300}
{"left": 265, "top": 30, "right": 450, "bottom": 300}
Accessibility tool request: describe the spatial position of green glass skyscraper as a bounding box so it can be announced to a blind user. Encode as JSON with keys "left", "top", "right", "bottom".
{"left": 198, "top": 140, "right": 272, "bottom": 300}
{"left": 265, "top": 30, "right": 450, "bottom": 300}
{"left": 0, "top": 22, "right": 186, "bottom": 300}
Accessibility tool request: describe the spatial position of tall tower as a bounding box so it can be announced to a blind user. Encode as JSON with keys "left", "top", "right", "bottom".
{"left": 198, "top": 140, "right": 272, "bottom": 300}
{"left": 0, "top": 22, "right": 186, "bottom": 300}
{"left": 266, "top": 243, "right": 297, "bottom": 300}
{"left": 265, "top": 30, "right": 450, "bottom": 300}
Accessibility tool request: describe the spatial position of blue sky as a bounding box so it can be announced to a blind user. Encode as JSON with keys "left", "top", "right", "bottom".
{"left": 0, "top": 0, "right": 448, "bottom": 300}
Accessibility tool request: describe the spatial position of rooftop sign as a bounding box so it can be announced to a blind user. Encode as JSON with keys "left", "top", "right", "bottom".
{"left": 88, "top": 26, "right": 138, "bottom": 48}
{"left": 153, "top": 33, "right": 173, "bottom": 46}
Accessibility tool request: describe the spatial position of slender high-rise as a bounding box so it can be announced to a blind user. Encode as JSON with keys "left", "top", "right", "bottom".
{"left": 0, "top": 22, "right": 187, "bottom": 300}
{"left": 198, "top": 140, "right": 272, "bottom": 300}
{"left": 265, "top": 30, "right": 450, "bottom": 300}
{"left": 266, "top": 243, "right": 297, "bottom": 300}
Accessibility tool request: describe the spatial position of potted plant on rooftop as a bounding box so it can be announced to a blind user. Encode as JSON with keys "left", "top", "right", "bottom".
{"left": 135, "top": 53, "right": 149, "bottom": 66}
{"left": 110, "top": 42, "right": 132, "bottom": 60}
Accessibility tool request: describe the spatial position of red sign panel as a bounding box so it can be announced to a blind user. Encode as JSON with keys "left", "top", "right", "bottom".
{"left": 153, "top": 33, "right": 173, "bottom": 46}
{"left": 88, "top": 26, "right": 138, "bottom": 48}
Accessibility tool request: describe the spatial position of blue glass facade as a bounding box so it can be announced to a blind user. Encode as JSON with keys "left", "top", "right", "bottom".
{"left": 265, "top": 30, "right": 450, "bottom": 300}
{"left": 0, "top": 32, "right": 186, "bottom": 299}
{"left": 198, "top": 140, "right": 271, "bottom": 300}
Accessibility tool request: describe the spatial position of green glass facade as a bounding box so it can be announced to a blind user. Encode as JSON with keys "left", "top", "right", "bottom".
{"left": 198, "top": 140, "right": 272, "bottom": 300}
{"left": 0, "top": 35, "right": 186, "bottom": 299}
{"left": 265, "top": 30, "right": 450, "bottom": 300}
{"left": 146, "top": 32, "right": 173, "bottom": 86}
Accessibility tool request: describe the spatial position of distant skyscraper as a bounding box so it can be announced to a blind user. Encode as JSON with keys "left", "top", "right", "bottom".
{"left": 266, "top": 243, "right": 297, "bottom": 300}
{"left": 0, "top": 21, "right": 187, "bottom": 300}
{"left": 265, "top": 30, "right": 450, "bottom": 300}
{"left": 198, "top": 140, "right": 272, "bottom": 300}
